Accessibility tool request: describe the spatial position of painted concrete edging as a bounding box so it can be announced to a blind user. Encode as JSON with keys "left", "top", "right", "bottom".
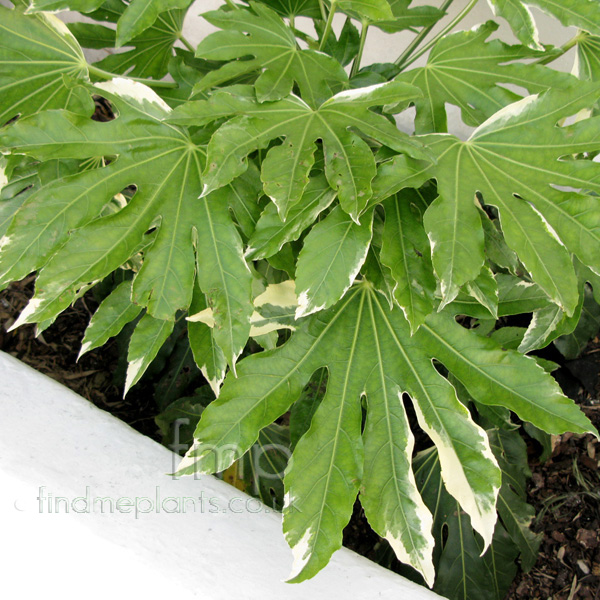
{"left": 0, "top": 351, "right": 443, "bottom": 599}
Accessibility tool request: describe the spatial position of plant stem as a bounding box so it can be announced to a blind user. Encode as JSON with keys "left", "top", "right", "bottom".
{"left": 289, "top": 14, "right": 296, "bottom": 30}
{"left": 534, "top": 31, "right": 587, "bottom": 65}
{"left": 179, "top": 34, "right": 195, "bottom": 53}
{"left": 318, "top": 0, "right": 327, "bottom": 22}
{"left": 224, "top": 0, "right": 238, "bottom": 10}
{"left": 88, "top": 64, "right": 178, "bottom": 89}
{"left": 400, "top": 0, "right": 478, "bottom": 70}
{"left": 292, "top": 27, "right": 319, "bottom": 49}
{"left": 350, "top": 20, "right": 369, "bottom": 78}
{"left": 394, "top": 0, "right": 455, "bottom": 68}
{"left": 319, "top": 0, "right": 337, "bottom": 51}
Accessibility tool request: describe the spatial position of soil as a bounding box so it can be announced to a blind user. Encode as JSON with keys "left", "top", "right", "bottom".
{"left": 1, "top": 277, "right": 599, "bottom": 600}
{"left": 0, "top": 277, "right": 161, "bottom": 440}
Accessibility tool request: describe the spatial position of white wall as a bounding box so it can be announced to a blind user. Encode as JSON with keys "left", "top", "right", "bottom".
{"left": 0, "top": 352, "right": 443, "bottom": 599}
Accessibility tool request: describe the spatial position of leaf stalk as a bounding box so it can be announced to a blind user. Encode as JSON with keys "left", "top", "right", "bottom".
{"left": 350, "top": 20, "right": 369, "bottom": 78}
{"left": 319, "top": 0, "right": 337, "bottom": 51}
{"left": 534, "top": 31, "right": 588, "bottom": 65}
{"left": 88, "top": 64, "right": 178, "bottom": 89}
{"left": 399, "top": 0, "right": 479, "bottom": 70}
{"left": 179, "top": 34, "right": 195, "bottom": 53}
{"left": 394, "top": 0, "right": 455, "bottom": 68}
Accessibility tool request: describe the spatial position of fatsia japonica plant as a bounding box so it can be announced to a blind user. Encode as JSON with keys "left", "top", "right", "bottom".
{"left": 1, "top": 0, "right": 600, "bottom": 596}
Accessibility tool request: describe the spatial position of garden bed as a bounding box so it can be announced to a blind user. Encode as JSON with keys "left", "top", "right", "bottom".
{"left": 2, "top": 278, "right": 598, "bottom": 599}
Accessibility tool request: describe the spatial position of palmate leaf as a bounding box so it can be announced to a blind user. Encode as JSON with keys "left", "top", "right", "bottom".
{"left": 26, "top": 0, "right": 193, "bottom": 49}
{"left": 317, "top": 17, "right": 361, "bottom": 69}
{"left": 1, "top": 79, "right": 252, "bottom": 369}
{"left": 245, "top": 0, "right": 322, "bottom": 19}
{"left": 67, "top": 0, "right": 189, "bottom": 80}
{"left": 169, "top": 82, "right": 429, "bottom": 221}
{"left": 372, "top": 0, "right": 445, "bottom": 34}
{"left": 336, "top": 0, "right": 394, "bottom": 22}
{"left": 177, "top": 281, "right": 596, "bottom": 583}
{"left": 414, "top": 449, "right": 507, "bottom": 600}
{"left": 193, "top": 2, "right": 347, "bottom": 108}
{"left": 413, "top": 428, "right": 541, "bottom": 600}
{"left": 489, "top": 0, "right": 600, "bottom": 49}
{"left": 420, "top": 84, "right": 600, "bottom": 310}
{"left": 115, "top": 0, "right": 193, "bottom": 47}
{"left": 238, "top": 423, "right": 290, "bottom": 510}
{"left": 0, "top": 5, "right": 91, "bottom": 125}
{"left": 490, "top": 429, "right": 542, "bottom": 573}
{"left": 178, "top": 284, "right": 491, "bottom": 584}
{"left": 576, "top": 33, "right": 600, "bottom": 82}
{"left": 395, "top": 21, "right": 576, "bottom": 133}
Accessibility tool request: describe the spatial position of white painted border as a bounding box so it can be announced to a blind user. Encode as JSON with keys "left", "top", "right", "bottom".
{"left": 0, "top": 351, "right": 442, "bottom": 599}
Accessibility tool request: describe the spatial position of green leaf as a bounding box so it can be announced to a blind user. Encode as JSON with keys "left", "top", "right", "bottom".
{"left": 79, "top": 279, "right": 142, "bottom": 357}
{"left": 372, "top": 0, "right": 445, "bottom": 34}
{"left": 246, "top": 175, "right": 336, "bottom": 260}
{"left": 125, "top": 313, "right": 175, "bottom": 393}
{"left": 576, "top": 34, "right": 600, "bottom": 82}
{"left": 465, "top": 265, "right": 499, "bottom": 319}
{"left": 156, "top": 393, "right": 209, "bottom": 450}
{"left": 418, "top": 312, "right": 597, "bottom": 436}
{"left": 246, "top": 0, "right": 322, "bottom": 18}
{"left": 337, "top": 0, "right": 394, "bottom": 22}
{"left": 361, "top": 218, "right": 396, "bottom": 307}
{"left": 289, "top": 368, "right": 326, "bottom": 448}
{"left": 371, "top": 154, "right": 432, "bottom": 203}
{"left": 187, "top": 288, "right": 227, "bottom": 398}
{"left": 414, "top": 443, "right": 523, "bottom": 600}
{"left": 445, "top": 274, "right": 552, "bottom": 319}
{"left": 69, "top": 0, "right": 189, "bottom": 80}
{"left": 490, "top": 429, "right": 542, "bottom": 572}
{"left": 157, "top": 51, "right": 208, "bottom": 108}
{"left": 152, "top": 331, "right": 203, "bottom": 411}
{"left": 423, "top": 187, "right": 485, "bottom": 309}
{"left": 380, "top": 189, "right": 436, "bottom": 332}
{"left": 194, "top": 188, "right": 253, "bottom": 370}
{"left": 239, "top": 424, "right": 290, "bottom": 510}
{"left": 295, "top": 206, "right": 373, "bottom": 317}
{"left": 319, "top": 17, "right": 361, "bottom": 68}
{"left": 170, "top": 82, "right": 429, "bottom": 221}
{"left": 422, "top": 85, "right": 600, "bottom": 312}
{"left": 2, "top": 80, "right": 252, "bottom": 372}
{"left": 282, "top": 295, "right": 365, "bottom": 582}
{"left": 179, "top": 284, "right": 508, "bottom": 581}
{"left": 223, "top": 160, "right": 265, "bottom": 240}
{"left": 27, "top": 0, "right": 104, "bottom": 11}
{"left": 395, "top": 21, "right": 576, "bottom": 133}
{"left": 486, "top": 0, "right": 542, "bottom": 49}
{"left": 518, "top": 295, "right": 583, "bottom": 353}
{"left": 555, "top": 285, "right": 600, "bottom": 359}
{"left": 194, "top": 3, "right": 347, "bottom": 107}
{"left": 116, "top": 0, "right": 193, "bottom": 47}
{"left": 0, "top": 6, "right": 90, "bottom": 125}
{"left": 480, "top": 208, "right": 520, "bottom": 274}
{"left": 491, "top": 0, "right": 600, "bottom": 48}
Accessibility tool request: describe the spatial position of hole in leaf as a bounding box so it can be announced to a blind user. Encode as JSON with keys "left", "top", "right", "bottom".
{"left": 92, "top": 95, "right": 116, "bottom": 122}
